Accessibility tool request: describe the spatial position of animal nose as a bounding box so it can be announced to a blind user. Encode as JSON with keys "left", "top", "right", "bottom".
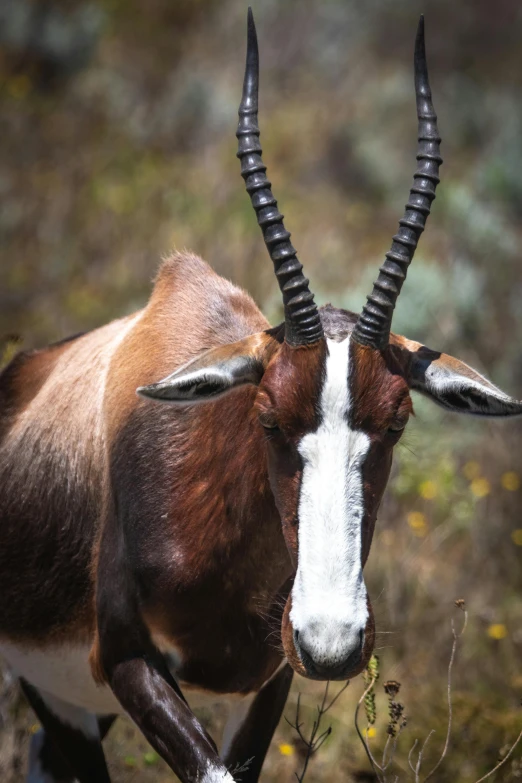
{"left": 294, "top": 625, "right": 364, "bottom": 681}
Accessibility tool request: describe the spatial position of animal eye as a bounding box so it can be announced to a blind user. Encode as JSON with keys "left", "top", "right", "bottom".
{"left": 388, "top": 414, "right": 409, "bottom": 434}
{"left": 258, "top": 412, "right": 280, "bottom": 431}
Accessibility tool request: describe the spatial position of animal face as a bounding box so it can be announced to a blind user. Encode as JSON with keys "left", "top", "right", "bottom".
{"left": 137, "top": 308, "right": 522, "bottom": 680}
{"left": 257, "top": 335, "right": 380, "bottom": 680}
{"left": 135, "top": 10, "right": 522, "bottom": 681}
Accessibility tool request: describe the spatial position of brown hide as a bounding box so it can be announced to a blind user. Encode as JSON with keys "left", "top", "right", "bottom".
{"left": 0, "top": 257, "right": 415, "bottom": 692}
{"left": 0, "top": 318, "right": 137, "bottom": 643}
{"left": 95, "top": 254, "right": 293, "bottom": 692}
{"left": 0, "top": 252, "right": 293, "bottom": 693}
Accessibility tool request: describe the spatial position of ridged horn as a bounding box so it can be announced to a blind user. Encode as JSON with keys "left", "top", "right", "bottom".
{"left": 352, "top": 16, "right": 442, "bottom": 350}
{"left": 236, "top": 8, "right": 324, "bottom": 347}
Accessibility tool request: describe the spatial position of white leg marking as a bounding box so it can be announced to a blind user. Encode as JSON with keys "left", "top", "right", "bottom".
{"left": 201, "top": 762, "right": 236, "bottom": 782}
{"left": 291, "top": 337, "right": 370, "bottom": 666}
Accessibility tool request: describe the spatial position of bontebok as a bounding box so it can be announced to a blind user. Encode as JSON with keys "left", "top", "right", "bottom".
{"left": 0, "top": 9, "right": 520, "bottom": 783}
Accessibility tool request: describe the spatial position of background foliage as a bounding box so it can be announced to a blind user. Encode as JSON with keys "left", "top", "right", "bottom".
{"left": 1, "top": 0, "right": 522, "bottom": 780}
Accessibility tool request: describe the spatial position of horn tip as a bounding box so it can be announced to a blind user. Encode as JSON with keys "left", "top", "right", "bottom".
{"left": 246, "top": 6, "right": 258, "bottom": 54}
{"left": 415, "top": 15, "right": 426, "bottom": 52}
{"left": 414, "top": 14, "right": 427, "bottom": 80}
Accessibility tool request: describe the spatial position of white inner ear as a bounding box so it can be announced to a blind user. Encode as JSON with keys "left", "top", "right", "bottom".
{"left": 137, "top": 367, "right": 233, "bottom": 403}
{"left": 137, "top": 353, "right": 262, "bottom": 404}
{"left": 291, "top": 338, "right": 370, "bottom": 643}
{"left": 421, "top": 361, "right": 522, "bottom": 416}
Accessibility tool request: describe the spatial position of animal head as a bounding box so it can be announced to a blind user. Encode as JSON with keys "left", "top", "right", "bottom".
{"left": 138, "top": 10, "right": 522, "bottom": 681}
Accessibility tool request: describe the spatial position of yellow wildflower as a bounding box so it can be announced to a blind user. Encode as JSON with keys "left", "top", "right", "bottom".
{"left": 279, "top": 743, "right": 294, "bottom": 757}
{"left": 407, "top": 511, "right": 427, "bottom": 537}
{"left": 367, "top": 727, "right": 377, "bottom": 738}
{"left": 502, "top": 472, "right": 520, "bottom": 492}
{"left": 487, "top": 624, "right": 507, "bottom": 640}
{"left": 511, "top": 530, "right": 522, "bottom": 546}
{"left": 463, "top": 461, "right": 481, "bottom": 480}
{"left": 470, "top": 477, "right": 490, "bottom": 498}
{"left": 419, "top": 480, "right": 437, "bottom": 500}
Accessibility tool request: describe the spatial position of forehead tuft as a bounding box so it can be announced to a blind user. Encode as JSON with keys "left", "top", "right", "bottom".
{"left": 319, "top": 305, "right": 358, "bottom": 343}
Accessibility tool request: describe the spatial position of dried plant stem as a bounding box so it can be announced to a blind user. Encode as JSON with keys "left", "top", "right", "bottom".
{"left": 382, "top": 722, "right": 406, "bottom": 772}
{"left": 355, "top": 675, "right": 384, "bottom": 781}
{"left": 422, "top": 610, "right": 467, "bottom": 782}
{"left": 352, "top": 603, "right": 522, "bottom": 783}
{"left": 382, "top": 734, "right": 392, "bottom": 769}
{"left": 324, "top": 681, "right": 350, "bottom": 712}
{"left": 414, "top": 730, "right": 435, "bottom": 782}
{"left": 408, "top": 739, "right": 419, "bottom": 776}
{"left": 287, "top": 681, "right": 349, "bottom": 782}
{"left": 472, "top": 728, "right": 522, "bottom": 783}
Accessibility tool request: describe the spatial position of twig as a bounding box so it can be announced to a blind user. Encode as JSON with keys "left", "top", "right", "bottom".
{"left": 228, "top": 756, "right": 254, "bottom": 780}
{"left": 382, "top": 720, "right": 407, "bottom": 771}
{"left": 286, "top": 681, "right": 348, "bottom": 782}
{"left": 408, "top": 739, "right": 419, "bottom": 776}
{"left": 472, "top": 728, "right": 522, "bottom": 783}
{"left": 324, "top": 681, "right": 349, "bottom": 712}
{"left": 423, "top": 609, "right": 467, "bottom": 782}
{"left": 415, "top": 730, "right": 435, "bottom": 782}
{"left": 382, "top": 734, "right": 392, "bottom": 769}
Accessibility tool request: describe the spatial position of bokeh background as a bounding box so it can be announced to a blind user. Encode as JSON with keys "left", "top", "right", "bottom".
{"left": 1, "top": 0, "right": 522, "bottom": 780}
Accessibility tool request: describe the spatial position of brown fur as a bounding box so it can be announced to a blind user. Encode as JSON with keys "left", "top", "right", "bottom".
{"left": 0, "top": 257, "right": 429, "bottom": 698}
{"left": 0, "top": 253, "right": 270, "bottom": 655}
{"left": 0, "top": 317, "right": 138, "bottom": 644}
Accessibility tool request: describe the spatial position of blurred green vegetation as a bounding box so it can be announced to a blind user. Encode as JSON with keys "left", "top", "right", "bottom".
{"left": 1, "top": 0, "right": 522, "bottom": 780}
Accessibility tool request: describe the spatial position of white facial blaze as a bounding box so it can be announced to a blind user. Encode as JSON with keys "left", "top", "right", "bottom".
{"left": 291, "top": 337, "right": 370, "bottom": 666}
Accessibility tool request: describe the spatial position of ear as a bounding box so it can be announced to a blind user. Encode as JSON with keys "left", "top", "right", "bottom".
{"left": 137, "top": 333, "right": 278, "bottom": 404}
{"left": 392, "top": 336, "right": 522, "bottom": 417}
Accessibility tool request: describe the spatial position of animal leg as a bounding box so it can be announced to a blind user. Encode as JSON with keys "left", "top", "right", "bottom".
{"left": 221, "top": 663, "right": 293, "bottom": 782}
{"left": 94, "top": 504, "right": 238, "bottom": 782}
{"left": 20, "top": 679, "right": 111, "bottom": 783}
{"left": 27, "top": 727, "right": 74, "bottom": 783}
{"left": 108, "top": 657, "right": 236, "bottom": 782}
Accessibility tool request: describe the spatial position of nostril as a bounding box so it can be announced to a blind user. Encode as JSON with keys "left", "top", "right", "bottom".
{"left": 294, "top": 629, "right": 317, "bottom": 671}
{"left": 295, "top": 624, "right": 365, "bottom": 679}
{"left": 344, "top": 637, "right": 363, "bottom": 672}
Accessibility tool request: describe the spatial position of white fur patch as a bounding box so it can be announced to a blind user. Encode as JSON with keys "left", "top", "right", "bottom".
{"left": 291, "top": 337, "right": 370, "bottom": 666}
{"left": 0, "top": 643, "right": 121, "bottom": 716}
{"left": 201, "top": 763, "right": 236, "bottom": 782}
{"left": 423, "top": 362, "right": 521, "bottom": 415}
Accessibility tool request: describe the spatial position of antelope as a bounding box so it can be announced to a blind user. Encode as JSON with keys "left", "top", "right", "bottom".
{"left": 0, "top": 9, "right": 520, "bottom": 783}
